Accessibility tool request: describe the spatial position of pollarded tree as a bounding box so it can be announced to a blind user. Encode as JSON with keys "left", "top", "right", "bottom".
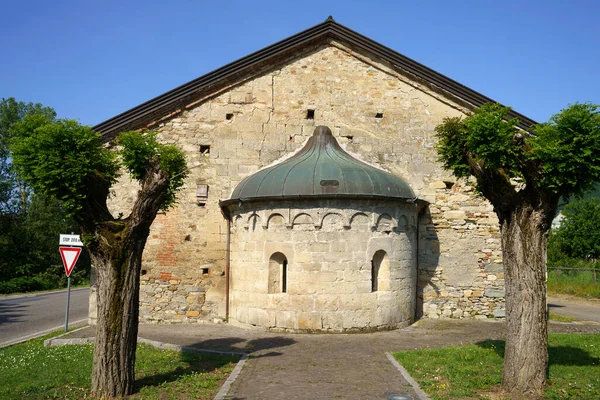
{"left": 435, "top": 103, "right": 600, "bottom": 398}
{"left": 11, "top": 115, "right": 187, "bottom": 398}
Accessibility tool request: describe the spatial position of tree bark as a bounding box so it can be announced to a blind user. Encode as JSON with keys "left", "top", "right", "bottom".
{"left": 501, "top": 203, "right": 549, "bottom": 398}
{"left": 90, "top": 230, "right": 145, "bottom": 397}
{"left": 85, "top": 163, "right": 170, "bottom": 398}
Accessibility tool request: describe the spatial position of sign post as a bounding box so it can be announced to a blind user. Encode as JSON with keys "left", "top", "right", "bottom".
{"left": 59, "top": 234, "right": 83, "bottom": 332}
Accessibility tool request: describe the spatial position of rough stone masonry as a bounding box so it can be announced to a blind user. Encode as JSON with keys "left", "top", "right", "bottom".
{"left": 90, "top": 32, "right": 507, "bottom": 326}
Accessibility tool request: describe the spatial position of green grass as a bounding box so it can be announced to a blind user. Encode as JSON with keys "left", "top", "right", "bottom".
{"left": 0, "top": 333, "right": 238, "bottom": 399}
{"left": 393, "top": 333, "right": 600, "bottom": 400}
{"left": 549, "top": 311, "right": 579, "bottom": 323}
{"left": 547, "top": 270, "right": 600, "bottom": 299}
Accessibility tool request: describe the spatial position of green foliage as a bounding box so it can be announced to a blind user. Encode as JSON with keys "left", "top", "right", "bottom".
{"left": 118, "top": 130, "right": 187, "bottom": 210}
{"left": 0, "top": 276, "right": 56, "bottom": 294}
{"left": 0, "top": 99, "right": 90, "bottom": 293}
{"left": 118, "top": 131, "right": 158, "bottom": 181}
{"left": 11, "top": 118, "right": 119, "bottom": 218}
{"left": 0, "top": 194, "right": 90, "bottom": 292}
{"left": 157, "top": 144, "right": 188, "bottom": 209}
{"left": 6, "top": 103, "right": 186, "bottom": 300}
{"left": 436, "top": 103, "right": 600, "bottom": 203}
{"left": 529, "top": 103, "right": 600, "bottom": 199}
{"left": 550, "top": 198, "right": 600, "bottom": 261}
{"left": 435, "top": 103, "right": 522, "bottom": 182}
{"left": 0, "top": 98, "right": 56, "bottom": 214}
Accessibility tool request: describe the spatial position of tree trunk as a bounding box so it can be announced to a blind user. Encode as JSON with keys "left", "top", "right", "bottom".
{"left": 501, "top": 204, "right": 549, "bottom": 398}
{"left": 82, "top": 163, "right": 170, "bottom": 398}
{"left": 90, "top": 230, "right": 147, "bottom": 398}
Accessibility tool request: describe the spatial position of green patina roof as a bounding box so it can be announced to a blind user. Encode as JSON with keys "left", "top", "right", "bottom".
{"left": 225, "top": 126, "right": 415, "bottom": 204}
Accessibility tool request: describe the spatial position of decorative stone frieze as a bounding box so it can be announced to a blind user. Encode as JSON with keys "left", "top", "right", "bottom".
{"left": 227, "top": 199, "right": 419, "bottom": 332}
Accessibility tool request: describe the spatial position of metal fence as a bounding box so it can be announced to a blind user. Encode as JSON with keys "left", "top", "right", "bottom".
{"left": 547, "top": 267, "right": 598, "bottom": 283}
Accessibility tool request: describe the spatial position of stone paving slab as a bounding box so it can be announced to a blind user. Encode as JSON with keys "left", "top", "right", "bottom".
{"left": 55, "top": 319, "right": 600, "bottom": 399}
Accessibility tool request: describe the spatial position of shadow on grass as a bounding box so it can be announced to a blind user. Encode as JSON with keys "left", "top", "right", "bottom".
{"left": 133, "top": 335, "right": 296, "bottom": 393}
{"left": 476, "top": 339, "right": 600, "bottom": 367}
{"left": 134, "top": 351, "right": 238, "bottom": 393}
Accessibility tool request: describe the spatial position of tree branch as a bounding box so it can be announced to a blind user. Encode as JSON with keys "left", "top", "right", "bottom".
{"left": 464, "top": 151, "right": 519, "bottom": 222}
{"left": 126, "top": 159, "right": 170, "bottom": 239}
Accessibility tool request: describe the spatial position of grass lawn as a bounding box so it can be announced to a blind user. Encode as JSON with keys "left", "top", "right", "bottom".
{"left": 0, "top": 333, "right": 239, "bottom": 399}
{"left": 547, "top": 270, "right": 600, "bottom": 299}
{"left": 393, "top": 333, "right": 600, "bottom": 400}
{"left": 548, "top": 311, "right": 579, "bottom": 323}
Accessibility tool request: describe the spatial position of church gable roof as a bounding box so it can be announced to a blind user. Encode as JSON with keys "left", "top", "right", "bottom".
{"left": 93, "top": 17, "right": 536, "bottom": 140}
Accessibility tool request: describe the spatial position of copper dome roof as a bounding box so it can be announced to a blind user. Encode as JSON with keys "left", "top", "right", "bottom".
{"left": 223, "top": 126, "right": 415, "bottom": 205}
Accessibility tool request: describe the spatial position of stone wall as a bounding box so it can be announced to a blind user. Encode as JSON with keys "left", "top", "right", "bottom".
{"left": 228, "top": 199, "right": 418, "bottom": 332}
{"left": 417, "top": 180, "right": 505, "bottom": 319}
{"left": 99, "top": 40, "right": 506, "bottom": 324}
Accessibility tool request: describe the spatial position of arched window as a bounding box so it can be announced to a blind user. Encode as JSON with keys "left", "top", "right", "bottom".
{"left": 269, "top": 252, "right": 288, "bottom": 294}
{"left": 371, "top": 250, "right": 389, "bottom": 292}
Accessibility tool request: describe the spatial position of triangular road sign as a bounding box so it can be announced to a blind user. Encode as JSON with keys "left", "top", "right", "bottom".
{"left": 59, "top": 247, "right": 82, "bottom": 277}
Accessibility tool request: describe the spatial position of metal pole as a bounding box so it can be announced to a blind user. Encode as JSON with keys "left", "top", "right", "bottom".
{"left": 64, "top": 276, "right": 71, "bottom": 332}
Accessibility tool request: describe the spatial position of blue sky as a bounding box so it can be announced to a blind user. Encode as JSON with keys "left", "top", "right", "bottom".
{"left": 1, "top": 0, "right": 599, "bottom": 126}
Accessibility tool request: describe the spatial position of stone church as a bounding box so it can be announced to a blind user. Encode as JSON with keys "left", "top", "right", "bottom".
{"left": 90, "top": 17, "right": 534, "bottom": 332}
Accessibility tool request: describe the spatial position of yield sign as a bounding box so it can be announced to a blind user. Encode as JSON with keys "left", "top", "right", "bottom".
{"left": 59, "top": 247, "right": 82, "bottom": 277}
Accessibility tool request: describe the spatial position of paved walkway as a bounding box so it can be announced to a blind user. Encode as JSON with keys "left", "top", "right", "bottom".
{"left": 548, "top": 295, "right": 600, "bottom": 323}
{"left": 62, "top": 319, "right": 600, "bottom": 399}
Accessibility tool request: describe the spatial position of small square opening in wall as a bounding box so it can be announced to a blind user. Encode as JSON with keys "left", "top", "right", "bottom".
{"left": 375, "top": 112, "right": 384, "bottom": 119}
{"left": 196, "top": 184, "right": 209, "bottom": 206}
{"left": 444, "top": 181, "right": 454, "bottom": 189}
{"left": 200, "top": 145, "right": 210, "bottom": 154}
{"left": 141, "top": 269, "right": 147, "bottom": 276}
{"left": 226, "top": 113, "right": 234, "bottom": 120}
{"left": 306, "top": 109, "right": 315, "bottom": 119}
{"left": 201, "top": 267, "right": 209, "bottom": 275}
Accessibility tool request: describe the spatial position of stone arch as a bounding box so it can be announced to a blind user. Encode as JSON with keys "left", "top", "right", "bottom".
{"left": 371, "top": 250, "right": 390, "bottom": 292}
{"left": 233, "top": 215, "right": 244, "bottom": 231}
{"left": 397, "top": 215, "right": 409, "bottom": 232}
{"left": 267, "top": 213, "right": 287, "bottom": 231}
{"left": 292, "top": 212, "right": 315, "bottom": 230}
{"left": 349, "top": 212, "right": 370, "bottom": 230}
{"left": 320, "top": 212, "right": 344, "bottom": 232}
{"left": 247, "top": 213, "right": 261, "bottom": 231}
{"left": 268, "top": 252, "right": 288, "bottom": 294}
{"left": 375, "top": 213, "right": 393, "bottom": 233}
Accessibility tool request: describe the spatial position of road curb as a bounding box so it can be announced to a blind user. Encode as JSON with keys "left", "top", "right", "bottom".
{"left": 0, "top": 319, "right": 88, "bottom": 348}
{"left": 385, "top": 352, "right": 431, "bottom": 400}
{"left": 0, "top": 287, "right": 89, "bottom": 300}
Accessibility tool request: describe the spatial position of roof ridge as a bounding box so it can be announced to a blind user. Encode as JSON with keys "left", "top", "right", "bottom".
{"left": 94, "top": 18, "right": 537, "bottom": 140}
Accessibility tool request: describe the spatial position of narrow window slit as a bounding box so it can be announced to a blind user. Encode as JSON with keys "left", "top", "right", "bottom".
{"left": 282, "top": 259, "right": 287, "bottom": 293}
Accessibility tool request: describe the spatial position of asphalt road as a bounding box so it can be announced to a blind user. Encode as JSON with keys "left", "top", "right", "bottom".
{"left": 0, "top": 287, "right": 89, "bottom": 347}
{"left": 548, "top": 295, "right": 600, "bottom": 323}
